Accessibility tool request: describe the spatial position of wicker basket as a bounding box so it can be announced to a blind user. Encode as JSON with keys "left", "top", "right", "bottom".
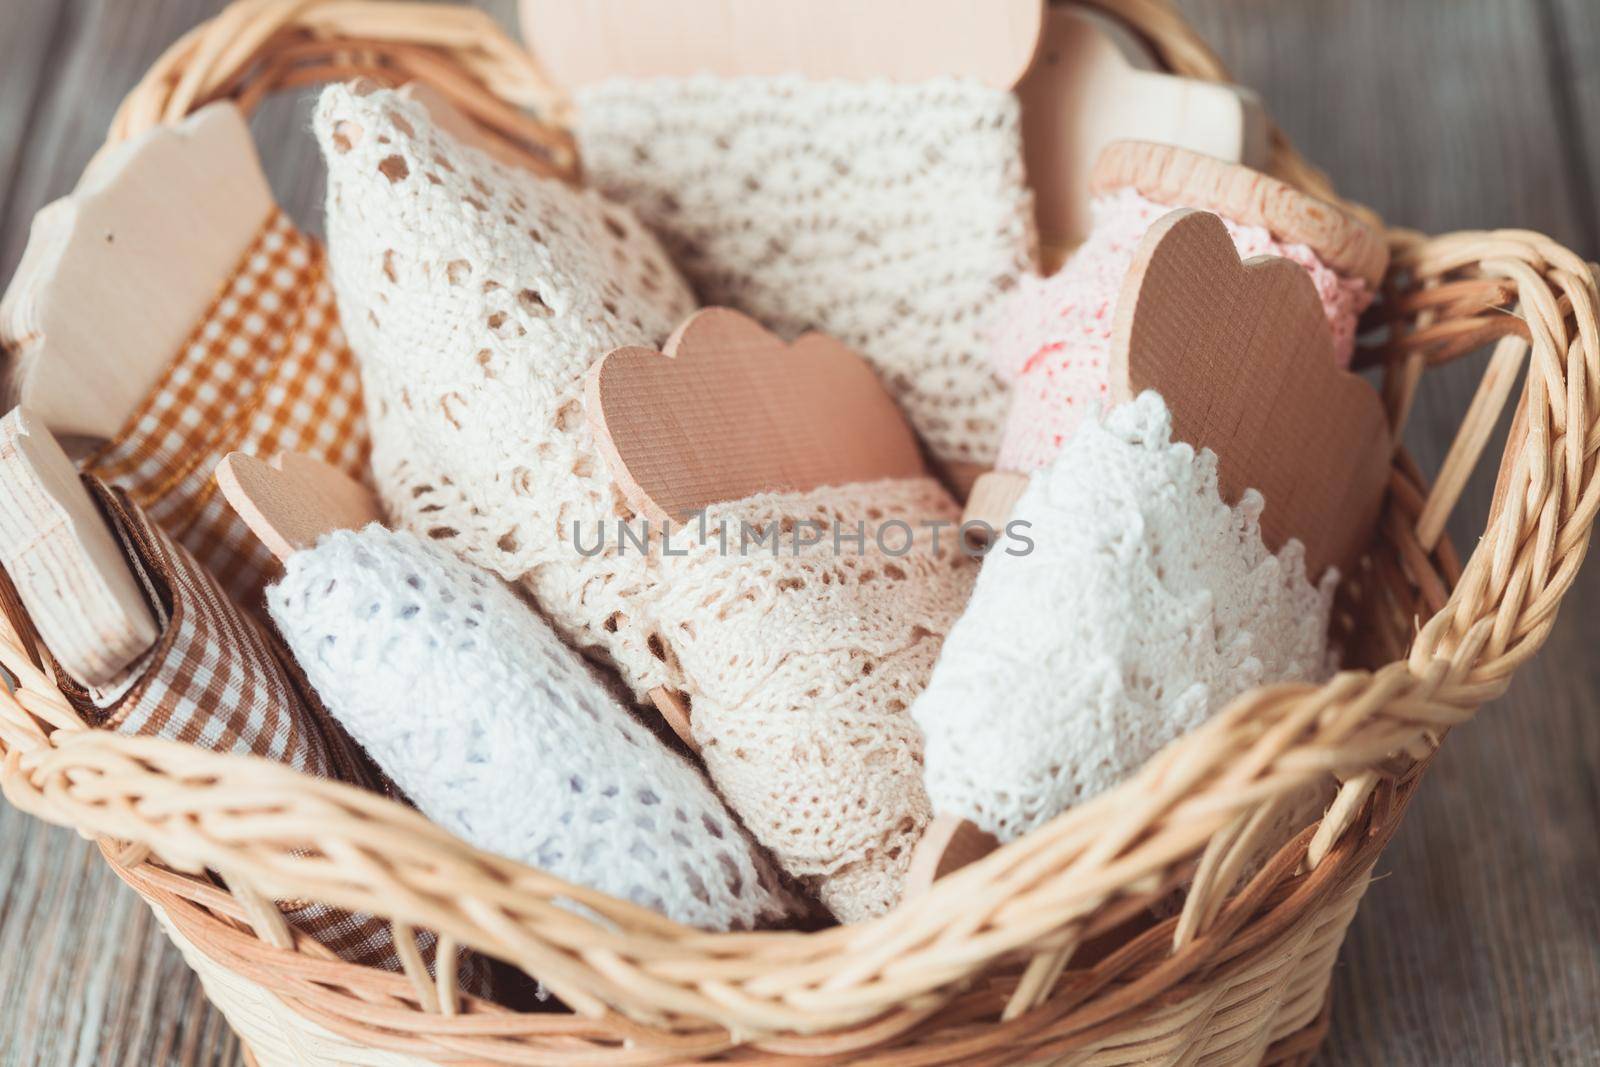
{"left": 2, "top": 1, "right": 1594, "bottom": 1064}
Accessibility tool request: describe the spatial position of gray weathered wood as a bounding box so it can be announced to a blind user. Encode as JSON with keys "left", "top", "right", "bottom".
{"left": 1177, "top": 2, "right": 1600, "bottom": 1065}
{"left": 0, "top": 0, "right": 69, "bottom": 262}
{"left": 1, "top": 6, "right": 255, "bottom": 1063}
{"left": 0, "top": 1, "right": 1595, "bottom": 1065}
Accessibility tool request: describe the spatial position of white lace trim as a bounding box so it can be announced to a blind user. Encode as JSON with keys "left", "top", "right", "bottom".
{"left": 315, "top": 83, "right": 697, "bottom": 699}
{"left": 646, "top": 477, "right": 976, "bottom": 921}
{"left": 914, "top": 394, "right": 1336, "bottom": 842}
{"left": 575, "top": 75, "right": 1038, "bottom": 467}
{"left": 268, "top": 526, "right": 794, "bottom": 931}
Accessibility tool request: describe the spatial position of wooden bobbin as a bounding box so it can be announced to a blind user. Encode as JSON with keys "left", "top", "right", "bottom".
{"left": 903, "top": 815, "right": 1002, "bottom": 899}
{"left": 586, "top": 306, "right": 930, "bottom": 747}
{"left": 1020, "top": 6, "right": 1267, "bottom": 262}
{"left": 587, "top": 311, "right": 927, "bottom": 526}
{"left": 964, "top": 141, "right": 1389, "bottom": 551}
{"left": 519, "top": 0, "right": 1045, "bottom": 90}
{"left": 1107, "top": 208, "right": 1391, "bottom": 579}
{"left": 215, "top": 453, "right": 386, "bottom": 563}
{"left": 0, "top": 408, "right": 159, "bottom": 687}
{"left": 0, "top": 104, "right": 274, "bottom": 442}
{"left": 959, "top": 471, "right": 1031, "bottom": 552}
{"left": 910, "top": 209, "right": 1392, "bottom": 894}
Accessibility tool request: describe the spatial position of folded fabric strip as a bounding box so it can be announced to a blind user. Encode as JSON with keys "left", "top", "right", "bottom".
{"left": 575, "top": 75, "right": 1038, "bottom": 469}
{"left": 914, "top": 394, "right": 1335, "bottom": 843}
{"left": 86, "top": 210, "right": 369, "bottom": 609}
{"left": 314, "top": 83, "right": 695, "bottom": 699}
{"left": 268, "top": 525, "right": 795, "bottom": 932}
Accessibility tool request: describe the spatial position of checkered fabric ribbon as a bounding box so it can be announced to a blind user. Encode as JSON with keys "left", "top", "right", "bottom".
{"left": 86, "top": 209, "right": 369, "bottom": 610}
{"left": 13, "top": 479, "right": 417, "bottom": 970}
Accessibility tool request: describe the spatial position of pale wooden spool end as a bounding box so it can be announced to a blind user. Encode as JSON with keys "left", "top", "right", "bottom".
{"left": 648, "top": 687, "right": 697, "bottom": 752}
{"left": 216, "top": 452, "right": 384, "bottom": 563}
{"left": 0, "top": 103, "right": 274, "bottom": 441}
{"left": 932, "top": 458, "right": 990, "bottom": 504}
{"left": 960, "top": 470, "right": 1031, "bottom": 549}
{"left": 1022, "top": 5, "right": 1268, "bottom": 255}
{"left": 519, "top": 0, "right": 1045, "bottom": 91}
{"left": 0, "top": 407, "right": 159, "bottom": 686}
{"left": 904, "top": 814, "right": 1002, "bottom": 898}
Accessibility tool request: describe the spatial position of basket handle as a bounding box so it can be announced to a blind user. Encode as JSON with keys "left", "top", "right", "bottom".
{"left": 105, "top": 0, "right": 578, "bottom": 182}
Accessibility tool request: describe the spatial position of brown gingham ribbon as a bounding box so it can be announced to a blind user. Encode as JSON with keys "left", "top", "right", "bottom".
{"left": 43, "top": 480, "right": 417, "bottom": 968}
{"left": 0, "top": 475, "right": 479, "bottom": 977}
{"left": 85, "top": 209, "right": 369, "bottom": 610}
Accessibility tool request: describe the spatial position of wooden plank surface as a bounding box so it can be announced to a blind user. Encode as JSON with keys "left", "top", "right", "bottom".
{"left": 1174, "top": 3, "right": 1600, "bottom": 1065}
{"left": 0, "top": 2, "right": 1595, "bottom": 1065}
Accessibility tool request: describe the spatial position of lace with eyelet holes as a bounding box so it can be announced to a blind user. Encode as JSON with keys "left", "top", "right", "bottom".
{"left": 315, "top": 83, "right": 697, "bottom": 700}
{"left": 913, "top": 394, "right": 1337, "bottom": 845}
{"left": 268, "top": 526, "right": 795, "bottom": 931}
{"left": 318, "top": 86, "right": 980, "bottom": 921}
{"left": 575, "top": 75, "right": 1038, "bottom": 468}
{"left": 650, "top": 478, "right": 977, "bottom": 922}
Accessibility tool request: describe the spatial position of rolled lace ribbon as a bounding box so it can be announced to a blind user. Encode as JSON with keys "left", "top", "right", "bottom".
{"left": 315, "top": 86, "right": 972, "bottom": 921}
{"left": 641, "top": 477, "right": 976, "bottom": 922}
{"left": 988, "top": 142, "right": 1385, "bottom": 476}
{"left": 269, "top": 525, "right": 796, "bottom": 932}
{"left": 575, "top": 75, "right": 1038, "bottom": 473}
{"left": 915, "top": 393, "right": 1336, "bottom": 843}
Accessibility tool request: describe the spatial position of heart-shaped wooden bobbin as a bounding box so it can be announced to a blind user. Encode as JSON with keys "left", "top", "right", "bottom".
{"left": 216, "top": 452, "right": 384, "bottom": 563}
{"left": 586, "top": 306, "right": 926, "bottom": 524}
{"left": 1108, "top": 207, "right": 1392, "bottom": 579}
{"left": 586, "top": 306, "right": 928, "bottom": 747}
{"left": 908, "top": 208, "right": 1393, "bottom": 897}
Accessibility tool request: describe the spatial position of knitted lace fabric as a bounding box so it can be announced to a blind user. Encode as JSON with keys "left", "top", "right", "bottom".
{"left": 645, "top": 478, "right": 975, "bottom": 922}
{"left": 575, "top": 76, "right": 1038, "bottom": 467}
{"left": 913, "top": 394, "right": 1336, "bottom": 843}
{"left": 267, "top": 525, "right": 793, "bottom": 932}
{"left": 314, "top": 84, "right": 696, "bottom": 697}
{"left": 990, "top": 188, "right": 1373, "bottom": 473}
{"left": 316, "top": 87, "right": 975, "bottom": 920}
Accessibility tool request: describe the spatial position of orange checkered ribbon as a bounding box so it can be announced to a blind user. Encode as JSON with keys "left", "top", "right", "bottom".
{"left": 86, "top": 209, "right": 369, "bottom": 608}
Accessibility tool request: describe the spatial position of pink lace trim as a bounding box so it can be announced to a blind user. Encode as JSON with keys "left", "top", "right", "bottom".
{"left": 989, "top": 189, "right": 1371, "bottom": 473}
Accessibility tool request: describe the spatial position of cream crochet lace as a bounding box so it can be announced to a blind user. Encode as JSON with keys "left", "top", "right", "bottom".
{"left": 575, "top": 75, "right": 1038, "bottom": 468}
{"left": 268, "top": 525, "right": 794, "bottom": 931}
{"left": 314, "top": 83, "right": 695, "bottom": 697}
{"left": 315, "top": 85, "right": 974, "bottom": 922}
{"left": 651, "top": 478, "right": 975, "bottom": 921}
{"left": 913, "top": 394, "right": 1336, "bottom": 843}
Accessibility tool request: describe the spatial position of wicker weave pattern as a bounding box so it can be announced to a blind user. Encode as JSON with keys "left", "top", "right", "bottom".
{"left": 0, "top": 1, "right": 1595, "bottom": 1064}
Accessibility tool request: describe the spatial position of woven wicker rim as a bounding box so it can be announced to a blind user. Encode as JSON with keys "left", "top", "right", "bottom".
{"left": 106, "top": 0, "right": 578, "bottom": 179}
{"left": 1, "top": 0, "right": 1595, "bottom": 1062}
